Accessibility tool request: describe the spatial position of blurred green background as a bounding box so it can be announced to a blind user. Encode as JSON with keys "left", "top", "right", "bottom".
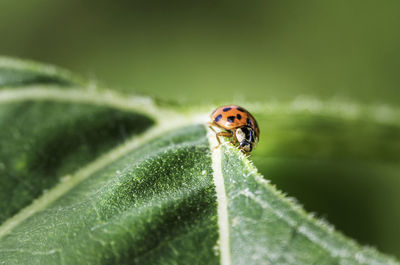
{"left": 1, "top": 0, "right": 400, "bottom": 104}
{"left": 1, "top": 0, "right": 400, "bottom": 259}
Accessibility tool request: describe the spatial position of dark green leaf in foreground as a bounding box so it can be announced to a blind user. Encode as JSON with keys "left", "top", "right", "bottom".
{"left": 222, "top": 145, "right": 398, "bottom": 264}
{"left": 0, "top": 125, "right": 219, "bottom": 264}
{"left": 0, "top": 57, "right": 399, "bottom": 265}
{"left": 0, "top": 101, "right": 154, "bottom": 223}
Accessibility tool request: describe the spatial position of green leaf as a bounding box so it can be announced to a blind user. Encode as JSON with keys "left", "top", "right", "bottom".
{"left": 249, "top": 100, "right": 400, "bottom": 258}
{"left": 0, "top": 57, "right": 85, "bottom": 88}
{"left": 0, "top": 57, "right": 399, "bottom": 264}
{"left": 220, "top": 145, "right": 398, "bottom": 264}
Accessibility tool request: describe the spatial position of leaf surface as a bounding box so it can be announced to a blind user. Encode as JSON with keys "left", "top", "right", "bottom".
{"left": 0, "top": 57, "right": 399, "bottom": 265}
{"left": 0, "top": 57, "right": 84, "bottom": 88}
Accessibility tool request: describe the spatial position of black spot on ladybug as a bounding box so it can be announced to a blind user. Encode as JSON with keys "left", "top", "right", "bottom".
{"left": 223, "top": 107, "right": 232, "bottom": 112}
{"left": 236, "top": 114, "right": 242, "bottom": 120}
{"left": 236, "top": 107, "right": 245, "bottom": 112}
{"left": 214, "top": 114, "right": 222, "bottom": 122}
{"left": 227, "top": 116, "right": 235, "bottom": 123}
{"left": 247, "top": 118, "right": 253, "bottom": 126}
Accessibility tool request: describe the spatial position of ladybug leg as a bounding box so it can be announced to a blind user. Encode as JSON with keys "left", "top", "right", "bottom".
{"left": 208, "top": 122, "right": 232, "bottom": 148}
{"left": 208, "top": 123, "right": 217, "bottom": 133}
{"left": 208, "top": 123, "right": 220, "bottom": 146}
{"left": 214, "top": 131, "right": 233, "bottom": 149}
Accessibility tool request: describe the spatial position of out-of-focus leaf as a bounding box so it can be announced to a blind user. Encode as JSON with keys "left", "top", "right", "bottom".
{"left": 0, "top": 57, "right": 399, "bottom": 264}
{"left": 0, "top": 57, "right": 85, "bottom": 88}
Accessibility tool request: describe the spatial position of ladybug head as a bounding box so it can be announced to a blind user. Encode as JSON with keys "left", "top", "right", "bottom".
{"left": 236, "top": 126, "right": 257, "bottom": 153}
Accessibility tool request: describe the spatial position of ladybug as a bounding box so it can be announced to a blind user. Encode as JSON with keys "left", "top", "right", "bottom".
{"left": 209, "top": 105, "right": 260, "bottom": 154}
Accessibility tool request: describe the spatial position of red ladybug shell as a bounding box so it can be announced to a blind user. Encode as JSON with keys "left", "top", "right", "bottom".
{"left": 210, "top": 105, "right": 260, "bottom": 137}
